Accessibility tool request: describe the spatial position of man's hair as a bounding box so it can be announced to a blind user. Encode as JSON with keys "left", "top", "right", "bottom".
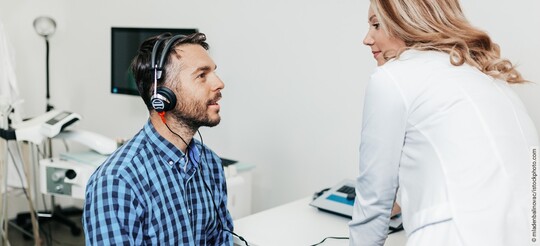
{"left": 130, "top": 32, "right": 209, "bottom": 110}
{"left": 371, "top": 0, "right": 525, "bottom": 83}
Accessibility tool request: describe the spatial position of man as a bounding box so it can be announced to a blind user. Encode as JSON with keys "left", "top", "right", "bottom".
{"left": 83, "top": 33, "right": 233, "bottom": 245}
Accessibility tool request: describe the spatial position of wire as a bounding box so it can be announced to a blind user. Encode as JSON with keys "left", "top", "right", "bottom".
{"left": 312, "top": 187, "right": 330, "bottom": 200}
{"left": 196, "top": 130, "right": 249, "bottom": 246}
{"left": 62, "top": 139, "right": 70, "bottom": 152}
{"left": 309, "top": 236, "right": 349, "bottom": 246}
{"left": 310, "top": 225, "right": 402, "bottom": 246}
{"left": 8, "top": 143, "right": 53, "bottom": 245}
{"left": 163, "top": 119, "right": 193, "bottom": 175}
{"left": 30, "top": 142, "right": 55, "bottom": 246}
{"left": 164, "top": 124, "right": 249, "bottom": 245}
{"left": 41, "top": 192, "right": 53, "bottom": 245}
{"left": 389, "top": 223, "right": 404, "bottom": 234}
{"left": 36, "top": 144, "right": 46, "bottom": 159}
{"left": 7, "top": 145, "right": 31, "bottom": 204}
{"left": 163, "top": 120, "right": 190, "bottom": 147}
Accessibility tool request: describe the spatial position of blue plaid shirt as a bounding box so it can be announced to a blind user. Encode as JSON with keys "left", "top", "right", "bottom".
{"left": 83, "top": 120, "right": 233, "bottom": 245}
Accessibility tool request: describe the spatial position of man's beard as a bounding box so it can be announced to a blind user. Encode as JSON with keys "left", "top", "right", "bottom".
{"left": 170, "top": 97, "right": 220, "bottom": 130}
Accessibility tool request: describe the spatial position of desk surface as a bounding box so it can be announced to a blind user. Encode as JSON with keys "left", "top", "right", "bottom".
{"left": 233, "top": 197, "right": 406, "bottom": 246}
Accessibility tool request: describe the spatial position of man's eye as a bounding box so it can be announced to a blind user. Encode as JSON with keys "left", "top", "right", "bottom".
{"left": 197, "top": 73, "right": 206, "bottom": 79}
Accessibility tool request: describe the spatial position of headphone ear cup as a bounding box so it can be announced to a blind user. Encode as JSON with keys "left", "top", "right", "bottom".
{"left": 151, "top": 87, "right": 177, "bottom": 112}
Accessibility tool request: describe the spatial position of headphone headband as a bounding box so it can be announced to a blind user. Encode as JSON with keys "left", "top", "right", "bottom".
{"left": 150, "top": 38, "right": 165, "bottom": 70}
{"left": 151, "top": 34, "right": 187, "bottom": 80}
{"left": 149, "top": 34, "right": 186, "bottom": 113}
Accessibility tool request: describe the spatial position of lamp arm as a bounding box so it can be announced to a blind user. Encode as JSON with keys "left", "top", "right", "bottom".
{"left": 45, "top": 39, "right": 53, "bottom": 112}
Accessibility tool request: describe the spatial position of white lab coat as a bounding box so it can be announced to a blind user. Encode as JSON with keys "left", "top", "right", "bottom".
{"left": 0, "top": 20, "right": 20, "bottom": 110}
{"left": 349, "top": 50, "right": 539, "bottom": 246}
{"left": 1, "top": 20, "right": 25, "bottom": 189}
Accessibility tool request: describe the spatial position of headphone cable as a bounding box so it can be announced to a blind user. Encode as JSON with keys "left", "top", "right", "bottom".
{"left": 310, "top": 236, "right": 349, "bottom": 246}
{"left": 197, "top": 130, "right": 250, "bottom": 246}
{"left": 162, "top": 115, "right": 191, "bottom": 161}
{"left": 161, "top": 123, "right": 248, "bottom": 245}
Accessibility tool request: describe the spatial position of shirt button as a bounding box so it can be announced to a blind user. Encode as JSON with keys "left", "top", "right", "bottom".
{"left": 168, "top": 161, "right": 174, "bottom": 165}
{"left": 188, "top": 209, "right": 191, "bottom": 213}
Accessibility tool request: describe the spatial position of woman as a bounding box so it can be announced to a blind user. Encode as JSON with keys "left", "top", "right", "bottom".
{"left": 348, "top": 0, "right": 539, "bottom": 245}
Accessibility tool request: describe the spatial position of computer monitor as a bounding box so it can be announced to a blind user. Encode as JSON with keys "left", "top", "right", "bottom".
{"left": 110, "top": 27, "right": 198, "bottom": 96}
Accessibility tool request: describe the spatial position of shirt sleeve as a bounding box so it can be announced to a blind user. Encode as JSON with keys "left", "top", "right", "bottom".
{"left": 83, "top": 174, "right": 145, "bottom": 245}
{"left": 349, "top": 67, "right": 407, "bottom": 246}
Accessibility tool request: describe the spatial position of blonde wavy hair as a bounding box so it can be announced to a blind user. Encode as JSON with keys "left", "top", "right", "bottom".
{"left": 371, "top": 0, "right": 525, "bottom": 83}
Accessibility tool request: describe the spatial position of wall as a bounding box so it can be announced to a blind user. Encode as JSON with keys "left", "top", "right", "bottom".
{"left": 1, "top": 0, "right": 539, "bottom": 217}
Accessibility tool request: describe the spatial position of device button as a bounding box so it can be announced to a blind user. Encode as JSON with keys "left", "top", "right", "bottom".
{"left": 65, "top": 169, "right": 77, "bottom": 179}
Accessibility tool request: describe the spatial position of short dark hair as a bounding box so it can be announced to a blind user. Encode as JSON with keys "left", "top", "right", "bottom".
{"left": 130, "top": 32, "right": 209, "bottom": 110}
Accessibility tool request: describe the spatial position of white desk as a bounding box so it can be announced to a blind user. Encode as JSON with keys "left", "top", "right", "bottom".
{"left": 233, "top": 197, "right": 406, "bottom": 246}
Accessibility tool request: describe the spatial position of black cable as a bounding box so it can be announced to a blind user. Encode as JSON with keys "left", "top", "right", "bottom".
{"left": 200, "top": 172, "right": 249, "bottom": 246}
{"left": 163, "top": 124, "right": 248, "bottom": 244}
{"left": 163, "top": 123, "right": 249, "bottom": 245}
{"left": 310, "top": 223, "right": 402, "bottom": 246}
{"left": 164, "top": 122, "right": 190, "bottom": 150}
{"left": 312, "top": 187, "right": 330, "bottom": 200}
{"left": 389, "top": 223, "right": 404, "bottom": 234}
{"left": 196, "top": 130, "right": 249, "bottom": 246}
{"left": 309, "top": 236, "right": 349, "bottom": 246}
{"left": 163, "top": 121, "right": 192, "bottom": 170}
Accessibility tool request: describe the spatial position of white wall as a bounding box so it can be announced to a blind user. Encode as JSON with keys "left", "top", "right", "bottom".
{"left": 1, "top": 0, "right": 539, "bottom": 215}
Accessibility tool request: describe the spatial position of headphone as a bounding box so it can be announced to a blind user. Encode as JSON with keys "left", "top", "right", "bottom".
{"left": 150, "top": 35, "right": 187, "bottom": 112}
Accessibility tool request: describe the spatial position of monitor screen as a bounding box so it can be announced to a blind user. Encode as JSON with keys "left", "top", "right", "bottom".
{"left": 111, "top": 27, "right": 198, "bottom": 96}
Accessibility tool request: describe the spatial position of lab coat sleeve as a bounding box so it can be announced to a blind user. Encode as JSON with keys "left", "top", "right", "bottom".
{"left": 349, "top": 67, "right": 407, "bottom": 246}
{"left": 0, "top": 21, "right": 19, "bottom": 104}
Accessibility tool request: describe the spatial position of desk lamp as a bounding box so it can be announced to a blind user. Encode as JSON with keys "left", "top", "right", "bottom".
{"left": 33, "top": 16, "right": 56, "bottom": 112}
{"left": 16, "top": 16, "right": 83, "bottom": 241}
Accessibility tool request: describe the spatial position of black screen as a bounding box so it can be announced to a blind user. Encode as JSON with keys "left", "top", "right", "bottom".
{"left": 45, "top": 112, "right": 71, "bottom": 125}
{"left": 111, "top": 27, "right": 198, "bottom": 96}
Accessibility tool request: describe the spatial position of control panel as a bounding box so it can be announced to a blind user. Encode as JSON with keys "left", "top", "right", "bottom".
{"left": 40, "top": 158, "right": 98, "bottom": 199}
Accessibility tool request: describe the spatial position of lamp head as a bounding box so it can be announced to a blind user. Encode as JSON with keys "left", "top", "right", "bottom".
{"left": 33, "top": 16, "right": 56, "bottom": 38}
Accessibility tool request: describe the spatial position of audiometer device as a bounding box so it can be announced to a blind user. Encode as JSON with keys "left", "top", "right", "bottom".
{"left": 310, "top": 179, "right": 357, "bottom": 218}
{"left": 40, "top": 157, "right": 101, "bottom": 200}
{"left": 5, "top": 109, "right": 80, "bottom": 144}
{"left": 40, "top": 110, "right": 81, "bottom": 138}
{"left": 310, "top": 179, "right": 403, "bottom": 231}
